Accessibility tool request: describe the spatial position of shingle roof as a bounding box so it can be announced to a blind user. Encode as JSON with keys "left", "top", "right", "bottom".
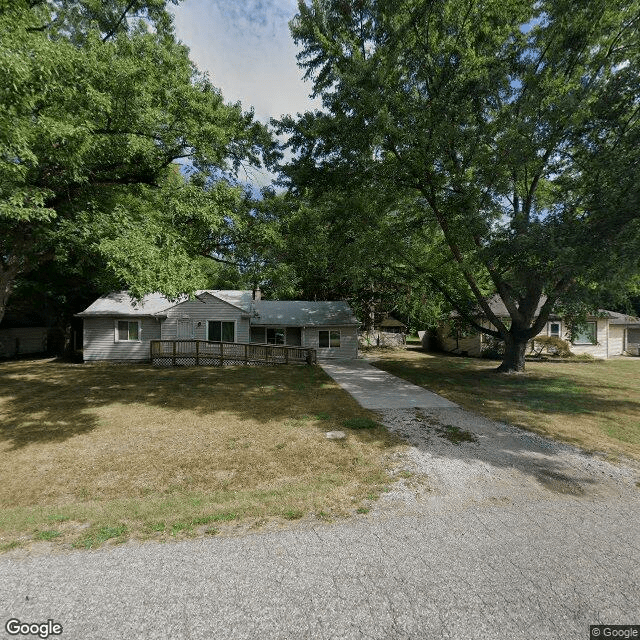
{"left": 77, "top": 290, "right": 254, "bottom": 316}
{"left": 196, "top": 290, "right": 253, "bottom": 313}
{"left": 76, "top": 292, "right": 172, "bottom": 316}
{"left": 607, "top": 310, "right": 640, "bottom": 324}
{"left": 452, "top": 294, "right": 640, "bottom": 324}
{"left": 379, "top": 317, "right": 406, "bottom": 328}
{"left": 251, "top": 301, "right": 359, "bottom": 326}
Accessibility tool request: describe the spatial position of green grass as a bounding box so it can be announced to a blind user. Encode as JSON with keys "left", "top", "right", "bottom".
{"left": 371, "top": 349, "right": 640, "bottom": 459}
{"left": 432, "top": 424, "right": 478, "bottom": 445}
{"left": 343, "top": 417, "right": 379, "bottom": 430}
{"left": 0, "top": 359, "right": 403, "bottom": 552}
{"left": 74, "top": 524, "right": 128, "bottom": 549}
{"left": 35, "top": 529, "right": 62, "bottom": 541}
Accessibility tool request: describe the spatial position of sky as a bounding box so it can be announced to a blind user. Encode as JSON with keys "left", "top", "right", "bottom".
{"left": 170, "top": 0, "right": 318, "bottom": 125}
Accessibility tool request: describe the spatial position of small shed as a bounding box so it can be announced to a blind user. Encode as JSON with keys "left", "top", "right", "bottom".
{"left": 377, "top": 317, "right": 407, "bottom": 334}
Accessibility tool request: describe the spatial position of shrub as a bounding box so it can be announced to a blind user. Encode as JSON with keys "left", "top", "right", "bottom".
{"left": 531, "top": 335, "right": 573, "bottom": 357}
{"left": 480, "top": 336, "right": 504, "bottom": 359}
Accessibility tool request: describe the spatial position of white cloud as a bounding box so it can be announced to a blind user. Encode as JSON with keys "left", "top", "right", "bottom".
{"left": 170, "top": 0, "right": 319, "bottom": 124}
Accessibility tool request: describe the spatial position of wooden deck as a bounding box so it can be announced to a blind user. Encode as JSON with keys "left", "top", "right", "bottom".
{"left": 150, "top": 340, "right": 317, "bottom": 367}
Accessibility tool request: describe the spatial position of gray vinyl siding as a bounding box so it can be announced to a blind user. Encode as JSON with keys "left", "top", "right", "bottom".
{"left": 304, "top": 326, "right": 358, "bottom": 359}
{"left": 83, "top": 317, "right": 161, "bottom": 361}
{"left": 162, "top": 296, "right": 250, "bottom": 343}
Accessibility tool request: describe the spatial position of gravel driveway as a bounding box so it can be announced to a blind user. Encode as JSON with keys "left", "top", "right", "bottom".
{"left": 1, "top": 366, "right": 639, "bottom": 640}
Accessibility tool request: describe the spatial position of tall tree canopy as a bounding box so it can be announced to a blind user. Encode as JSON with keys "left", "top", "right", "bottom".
{"left": 0, "top": 0, "right": 277, "bottom": 324}
{"left": 278, "top": 0, "right": 640, "bottom": 371}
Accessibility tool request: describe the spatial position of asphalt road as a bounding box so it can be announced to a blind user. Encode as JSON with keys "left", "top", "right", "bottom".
{"left": 1, "top": 492, "right": 639, "bottom": 640}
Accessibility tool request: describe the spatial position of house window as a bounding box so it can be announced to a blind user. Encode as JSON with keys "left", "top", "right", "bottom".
{"left": 116, "top": 320, "right": 140, "bottom": 341}
{"left": 319, "top": 330, "right": 340, "bottom": 348}
{"left": 267, "top": 328, "right": 285, "bottom": 344}
{"left": 250, "top": 327, "right": 266, "bottom": 343}
{"left": 207, "top": 320, "right": 235, "bottom": 342}
{"left": 572, "top": 322, "right": 597, "bottom": 345}
{"left": 549, "top": 322, "right": 561, "bottom": 338}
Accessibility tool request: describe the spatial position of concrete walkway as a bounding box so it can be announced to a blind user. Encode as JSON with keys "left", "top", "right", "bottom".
{"left": 320, "top": 358, "right": 457, "bottom": 409}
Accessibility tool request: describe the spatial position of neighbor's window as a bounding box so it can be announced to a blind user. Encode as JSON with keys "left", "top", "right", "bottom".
{"left": 207, "top": 320, "right": 235, "bottom": 342}
{"left": 572, "top": 322, "right": 597, "bottom": 345}
{"left": 116, "top": 320, "right": 140, "bottom": 341}
{"left": 549, "top": 322, "right": 561, "bottom": 338}
{"left": 319, "top": 330, "right": 340, "bottom": 348}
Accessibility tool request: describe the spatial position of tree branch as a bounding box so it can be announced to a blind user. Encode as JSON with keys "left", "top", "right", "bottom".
{"left": 103, "top": 0, "right": 139, "bottom": 42}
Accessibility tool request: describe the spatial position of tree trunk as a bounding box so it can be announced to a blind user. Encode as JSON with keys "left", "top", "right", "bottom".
{"left": 497, "top": 335, "right": 528, "bottom": 373}
{"left": 0, "top": 266, "right": 17, "bottom": 327}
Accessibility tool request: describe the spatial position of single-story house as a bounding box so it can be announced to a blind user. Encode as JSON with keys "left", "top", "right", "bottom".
{"left": 436, "top": 295, "right": 640, "bottom": 359}
{"left": 76, "top": 290, "right": 360, "bottom": 362}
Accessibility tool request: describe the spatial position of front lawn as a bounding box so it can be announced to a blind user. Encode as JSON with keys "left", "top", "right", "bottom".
{"left": 0, "top": 360, "right": 402, "bottom": 552}
{"left": 370, "top": 349, "right": 640, "bottom": 460}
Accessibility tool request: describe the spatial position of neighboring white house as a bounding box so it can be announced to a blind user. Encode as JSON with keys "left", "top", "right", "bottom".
{"left": 436, "top": 295, "right": 640, "bottom": 359}
{"left": 76, "top": 290, "right": 360, "bottom": 362}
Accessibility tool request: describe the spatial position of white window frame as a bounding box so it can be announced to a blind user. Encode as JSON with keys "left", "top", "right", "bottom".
{"left": 548, "top": 322, "right": 561, "bottom": 338}
{"left": 319, "top": 329, "right": 341, "bottom": 348}
{"left": 207, "top": 319, "right": 236, "bottom": 343}
{"left": 114, "top": 319, "right": 141, "bottom": 342}
{"left": 572, "top": 321, "right": 597, "bottom": 345}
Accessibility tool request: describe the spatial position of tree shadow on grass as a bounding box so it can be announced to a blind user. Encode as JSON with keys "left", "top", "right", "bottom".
{"left": 373, "top": 353, "right": 640, "bottom": 427}
{"left": 367, "top": 353, "right": 640, "bottom": 494}
{"left": 423, "top": 409, "right": 605, "bottom": 494}
{"left": 0, "top": 359, "right": 352, "bottom": 450}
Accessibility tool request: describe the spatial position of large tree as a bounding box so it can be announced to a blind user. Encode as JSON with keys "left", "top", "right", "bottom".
{"left": 278, "top": 0, "right": 640, "bottom": 371}
{"left": 0, "top": 0, "right": 276, "bottom": 324}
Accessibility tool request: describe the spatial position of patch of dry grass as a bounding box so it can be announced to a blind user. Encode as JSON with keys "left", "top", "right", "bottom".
{"left": 0, "top": 359, "right": 403, "bottom": 551}
{"left": 370, "top": 348, "right": 640, "bottom": 460}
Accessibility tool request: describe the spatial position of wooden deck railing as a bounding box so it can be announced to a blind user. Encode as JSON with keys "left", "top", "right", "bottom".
{"left": 150, "top": 340, "right": 317, "bottom": 367}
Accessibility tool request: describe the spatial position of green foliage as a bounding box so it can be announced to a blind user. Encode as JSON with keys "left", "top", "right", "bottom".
{"left": 279, "top": 0, "right": 640, "bottom": 371}
{"left": 0, "top": 0, "right": 276, "bottom": 322}
{"left": 531, "top": 336, "right": 573, "bottom": 358}
{"left": 480, "top": 337, "right": 505, "bottom": 360}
